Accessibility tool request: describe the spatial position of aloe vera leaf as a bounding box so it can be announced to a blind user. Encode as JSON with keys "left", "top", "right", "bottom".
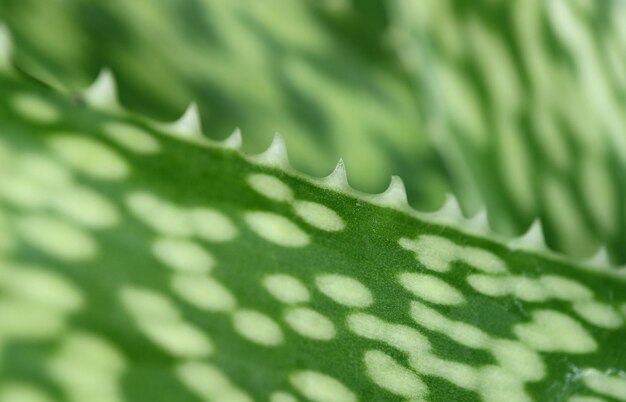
{"left": 0, "top": 0, "right": 451, "bottom": 212}
{"left": 387, "top": 0, "right": 626, "bottom": 263}
{"left": 1, "top": 65, "right": 625, "bottom": 402}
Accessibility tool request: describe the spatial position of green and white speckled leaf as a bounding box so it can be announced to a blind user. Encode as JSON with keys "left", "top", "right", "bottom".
{"left": 0, "top": 0, "right": 450, "bottom": 211}
{"left": 387, "top": 0, "right": 626, "bottom": 263}
{"left": 4, "top": 0, "right": 626, "bottom": 267}
{"left": 1, "top": 57, "right": 626, "bottom": 402}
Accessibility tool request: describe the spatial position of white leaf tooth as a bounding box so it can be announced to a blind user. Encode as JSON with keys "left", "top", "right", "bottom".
{"left": 431, "top": 192, "right": 464, "bottom": 221}
{"left": 467, "top": 207, "right": 490, "bottom": 233}
{"left": 83, "top": 68, "right": 119, "bottom": 110}
{"left": 322, "top": 158, "right": 350, "bottom": 190}
{"left": 222, "top": 127, "right": 242, "bottom": 150}
{"left": 253, "top": 133, "right": 289, "bottom": 167}
{"left": 375, "top": 175, "right": 410, "bottom": 208}
{"left": 507, "top": 219, "right": 548, "bottom": 251}
{"left": 584, "top": 246, "right": 612, "bottom": 269}
{"left": 0, "top": 23, "right": 13, "bottom": 70}
{"left": 166, "top": 102, "right": 203, "bottom": 138}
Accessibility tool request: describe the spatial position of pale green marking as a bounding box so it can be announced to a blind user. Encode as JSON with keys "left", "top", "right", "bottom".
{"left": 399, "top": 235, "right": 507, "bottom": 274}
{"left": 247, "top": 173, "right": 294, "bottom": 202}
{"left": 264, "top": 274, "right": 310, "bottom": 304}
{"left": 190, "top": 208, "right": 238, "bottom": 242}
{"left": 0, "top": 173, "right": 49, "bottom": 208}
{"left": 232, "top": 309, "right": 283, "bottom": 346}
{"left": 490, "top": 339, "right": 546, "bottom": 382}
{"left": 580, "top": 156, "right": 617, "bottom": 235}
{"left": 478, "top": 366, "right": 531, "bottom": 402}
{"left": 290, "top": 371, "right": 357, "bottom": 402}
{"left": 48, "top": 332, "right": 125, "bottom": 402}
{"left": 11, "top": 92, "right": 61, "bottom": 124}
{"left": 245, "top": 211, "right": 310, "bottom": 247}
{"left": 467, "top": 16, "right": 520, "bottom": 113}
{"left": 582, "top": 369, "right": 626, "bottom": 401}
{"left": 507, "top": 276, "right": 548, "bottom": 302}
{"left": 399, "top": 235, "right": 456, "bottom": 272}
{"left": 364, "top": 350, "right": 427, "bottom": 398}
{"left": 119, "top": 286, "right": 213, "bottom": 358}
{"left": 568, "top": 396, "right": 608, "bottom": 402}
{"left": 152, "top": 237, "right": 214, "bottom": 273}
{"left": 270, "top": 391, "right": 299, "bottom": 402}
{"left": 50, "top": 331, "right": 125, "bottom": 372}
{"left": 543, "top": 174, "right": 595, "bottom": 256}
{"left": 399, "top": 273, "right": 465, "bottom": 305}
{"left": 533, "top": 104, "right": 571, "bottom": 170}
{"left": 410, "top": 301, "right": 490, "bottom": 349}
{"left": 284, "top": 307, "right": 336, "bottom": 340}
{"left": 102, "top": 121, "right": 161, "bottom": 154}
{"left": 139, "top": 321, "right": 213, "bottom": 358}
{"left": 460, "top": 247, "right": 508, "bottom": 274}
{"left": 410, "top": 353, "right": 478, "bottom": 391}
{"left": 539, "top": 275, "right": 594, "bottom": 302}
{"left": 498, "top": 121, "right": 535, "bottom": 214}
{"left": 176, "top": 362, "right": 253, "bottom": 402}
{"left": 171, "top": 273, "right": 236, "bottom": 312}
{"left": 316, "top": 274, "right": 373, "bottom": 308}
{"left": 17, "top": 214, "right": 97, "bottom": 261}
{"left": 52, "top": 187, "right": 119, "bottom": 229}
{"left": 572, "top": 301, "right": 624, "bottom": 329}
{"left": 514, "top": 309, "right": 597, "bottom": 354}
{"left": 293, "top": 200, "right": 345, "bottom": 232}
{"left": 0, "top": 224, "right": 16, "bottom": 255}
{"left": 347, "top": 313, "right": 431, "bottom": 356}
{"left": 436, "top": 61, "right": 487, "bottom": 146}
{"left": 581, "top": 369, "right": 626, "bottom": 402}
{"left": 1, "top": 265, "right": 83, "bottom": 312}
{"left": 119, "top": 287, "right": 180, "bottom": 322}
{"left": 126, "top": 191, "right": 193, "bottom": 237}
{"left": 0, "top": 299, "right": 65, "bottom": 339}
{"left": 48, "top": 135, "right": 129, "bottom": 180}
{"left": 467, "top": 274, "right": 510, "bottom": 297}
{"left": 0, "top": 382, "right": 54, "bottom": 402}
{"left": 17, "top": 153, "right": 72, "bottom": 189}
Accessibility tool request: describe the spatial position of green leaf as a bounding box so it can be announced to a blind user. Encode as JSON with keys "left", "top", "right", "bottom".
{"left": 1, "top": 63, "right": 625, "bottom": 402}
{"left": 387, "top": 0, "right": 626, "bottom": 263}
{"left": 0, "top": 0, "right": 450, "bottom": 211}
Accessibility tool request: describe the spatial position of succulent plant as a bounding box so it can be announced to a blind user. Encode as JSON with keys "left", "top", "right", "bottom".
{"left": 0, "top": 1, "right": 625, "bottom": 402}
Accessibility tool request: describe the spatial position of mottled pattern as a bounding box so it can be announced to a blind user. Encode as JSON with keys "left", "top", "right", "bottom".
{"left": 1, "top": 70, "right": 625, "bottom": 402}
{"left": 389, "top": 0, "right": 626, "bottom": 262}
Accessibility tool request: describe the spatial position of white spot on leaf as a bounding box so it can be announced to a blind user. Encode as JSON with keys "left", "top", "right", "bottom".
{"left": 245, "top": 211, "right": 309, "bottom": 247}
{"left": 293, "top": 201, "right": 345, "bottom": 232}
{"left": 316, "top": 274, "right": 373, "bottom": 308}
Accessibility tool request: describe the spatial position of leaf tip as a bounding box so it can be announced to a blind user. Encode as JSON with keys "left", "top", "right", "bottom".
{"left": 429, "top": 192, "right": 464, "bottom": 222}
{"left": 322, "top": 158, "right": 350, "bottom": 190}
{"left": 222, "top": 127, "right": 243, "bottom": 149}
{"left": 167, "top": 102, "right": 203, "bottom": 138}
{"left": 508, "top": 219, "right": 548, "bottom": 252}
{"left": 252, "top": 133, "right": 289, "bottom": 167}
{"left": 83, "top": 68, "right": 119, "bottom": 110}
{"left": 467, "top": 207, "right": 490, "bottom": 233}
{"left": 584, "top": 246, "right": 612, "bottom": 269}
{"left": 374, "top": 175, "right": 410, "bottom": 208}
